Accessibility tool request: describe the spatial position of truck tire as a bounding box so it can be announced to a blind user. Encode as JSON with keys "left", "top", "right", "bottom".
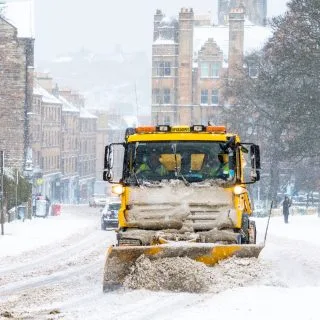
{"left": 241, "top": 213, "right": 250, "bottom": 244}
{"left": 248, "top": 220, "right": 257, "bottom": 244}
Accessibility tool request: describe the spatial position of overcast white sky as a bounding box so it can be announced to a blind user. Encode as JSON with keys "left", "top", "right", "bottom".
{"left": 6, "top": 0, "right": 289, "bottom": 61}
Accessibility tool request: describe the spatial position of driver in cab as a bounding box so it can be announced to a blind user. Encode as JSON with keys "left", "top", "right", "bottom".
{"left": 202, "top": 153, "right": 230, "bottom": 180}
{"left": 136, "top": 153, "right": 167, "bottom": 178}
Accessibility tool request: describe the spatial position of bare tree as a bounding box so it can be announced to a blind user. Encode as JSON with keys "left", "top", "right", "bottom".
{"left": 223, "top": 0, "right": 320, "bottom": 205}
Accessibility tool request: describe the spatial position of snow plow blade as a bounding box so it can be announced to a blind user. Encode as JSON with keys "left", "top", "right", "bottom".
{"left": 102, "top": 243, "right": 264, "bottom": 292}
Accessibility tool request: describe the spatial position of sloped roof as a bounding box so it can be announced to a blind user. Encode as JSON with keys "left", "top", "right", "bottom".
{"left": 0, "top": 16, "right": 18, "bottom": 31}
{"left": 80, "top": 108, "right": 97, "bottom": 119}
{"left": 33, "top": 83, "right": 61, "bottom": 105}
{"left": 57, "top": 95, "right": 80, "bottom": 113}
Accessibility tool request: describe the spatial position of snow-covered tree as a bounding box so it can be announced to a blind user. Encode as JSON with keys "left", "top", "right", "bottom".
{"left": 223, "top": 0, "right": 320, "bottom": 205}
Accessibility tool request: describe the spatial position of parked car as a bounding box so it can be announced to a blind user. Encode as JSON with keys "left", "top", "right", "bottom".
{"left": 101, "top": 200, "right": 121, "bottom": 230}
{"left": 89, "top": 194, "right": 107, "bottom": 207}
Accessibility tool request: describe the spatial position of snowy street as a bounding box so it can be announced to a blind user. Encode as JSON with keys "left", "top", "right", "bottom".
{"left": 0, "top": 206, "right": 320, "bottom": 320}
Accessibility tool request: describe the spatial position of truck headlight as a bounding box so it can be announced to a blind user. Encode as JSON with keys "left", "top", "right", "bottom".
{"left": 111, "top": 184, "right": 124, "bottom": 195}
{"left": 234, "top": 185, "right": 246, "bottom": 195}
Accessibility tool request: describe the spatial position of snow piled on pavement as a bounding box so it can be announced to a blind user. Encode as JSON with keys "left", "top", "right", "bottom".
{"left": 124, "top": 255, "right": 268, "bottom": 293}
{"left": 0, "top": 205, "right": 97, "bottom": 258}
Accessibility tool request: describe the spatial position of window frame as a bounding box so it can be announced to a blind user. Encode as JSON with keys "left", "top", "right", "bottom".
{"left": 163, "top": 88, "right": 171, "bottom": 104}
{"left": 200, "top": 62, "right": 209, "bottom": 78}
{"left": 200, "top": 89, "right": 209, "bottom": 105}
{"left": 211, "top": 62, "right": 221, "bottom": 78}
{"left": 211, "top": 89, "right": 219, "bottom": 105}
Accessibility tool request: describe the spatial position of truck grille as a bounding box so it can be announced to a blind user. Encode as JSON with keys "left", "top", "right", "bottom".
{"left": 127, "top": 203, "right": 230, "bottom": 232}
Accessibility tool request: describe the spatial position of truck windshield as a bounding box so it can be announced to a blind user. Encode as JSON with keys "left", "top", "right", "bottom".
{"left": 124, "top": 141, "right": 236, "bottom": 185}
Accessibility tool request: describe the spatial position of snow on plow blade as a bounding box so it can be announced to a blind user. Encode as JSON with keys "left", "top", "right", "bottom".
{"left": 102, "top": 243, "right": 264, "bottom": 292}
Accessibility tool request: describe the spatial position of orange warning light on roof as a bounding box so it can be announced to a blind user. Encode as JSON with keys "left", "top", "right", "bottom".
{"left": 135, "top": 126, "right": 156, "bottom": 133}
{"left": 206, "top": 126, "right": 226, "bottom": 133}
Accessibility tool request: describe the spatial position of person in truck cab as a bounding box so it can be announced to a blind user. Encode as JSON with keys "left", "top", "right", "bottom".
{"left": 203, "top": 153, "right": 230, "bottom": 180}
{"left": 136, "top": 153, "right": 167, "bottom": 178}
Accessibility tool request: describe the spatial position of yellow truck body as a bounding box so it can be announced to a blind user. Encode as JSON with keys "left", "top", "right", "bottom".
{"left": 102, "top": 125, "right": 262, "bottom": 291}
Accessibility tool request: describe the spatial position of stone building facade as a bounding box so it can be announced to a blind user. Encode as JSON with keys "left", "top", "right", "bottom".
{"left": 58, "top": 89, "right": 97, "bottom": 203}
{"left": 32, "top": 82, "right": 62, "bottom": 201}
{"left": 0, "top": 17, "right": 34, "bottom": 170}
{"left": 151, "top": 3, "right": 270, "bottom": 126}
{"left": 56, "top": 94, "right": 80, "bottom": 204}
{"left": 30, "top": 76, "right": 98, "bottom": 203}
{"left": 78, "top": 108, "right": 97, "bottom": 202}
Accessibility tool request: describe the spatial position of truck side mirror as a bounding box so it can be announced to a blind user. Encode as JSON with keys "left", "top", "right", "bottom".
{"left": 104, "top": 145, "right": 114, "bottom": 170}
{"left": 250, "top": 145, "right": 260, "bottom": 169}
{"left": 250, "top": 168, "right": 260, "bottom": 182}
{"left": 240, "top": 142, "right": 261, "bottom": 184}
{"left": 250, "top": 144, "right": 260, "bottom": 182}
{"left": 103, "top": 169, "right": 113, "bottom": 182}
{"left": 103, "top": 145, "right": 114, "bottom": 182}
{"left": 103, "top": 142, "right": 125, "bottom": 183}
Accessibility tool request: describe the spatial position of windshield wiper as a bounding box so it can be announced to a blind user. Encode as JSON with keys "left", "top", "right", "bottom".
{"left": 132, "top": 171, "right": 141, "bottom": 187}
{"left": 179, "top": 171, "right": 190, "bottom": 186}
{"left": 172, "top": 144, "right": 190, "bottom": 186}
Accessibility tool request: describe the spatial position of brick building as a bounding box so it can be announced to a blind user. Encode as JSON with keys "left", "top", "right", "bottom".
{"left": 78, "top": 108, "right": 97, "bottom": 202}
{"left": 0, "top": 17, "right": 34, "bottom": 170}
{"left": 32, "top": 82, "right": 62, "bottom": 201}
{"left": 56, "top": 94, "right": 80, "bottom": 204}
{"left": 30, "top": 75, "right": 99, "bottom": 203}
{"left": 58, "top": 88, "right": 97, "bottom": 203}
{"left": 151, "top": 3, "right": 271, "bottom": 126}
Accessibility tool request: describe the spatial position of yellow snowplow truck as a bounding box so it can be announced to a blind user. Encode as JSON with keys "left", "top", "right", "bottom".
{"left": 102, "top": 125, "right": 263, "bottom": 291}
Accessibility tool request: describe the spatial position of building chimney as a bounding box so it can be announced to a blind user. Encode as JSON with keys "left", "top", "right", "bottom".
{"left": 228, "top": 6, "right": 245, "bottom": 79}
{"left": 52, "top": 83, "right": 59, "bottom": 98}
{"left": 36, "top": 72, "right": 53, "bottom": 93}
{"left": 177, "top": 8, "right": 194, "bottom": 125}
{"left": 153, "top": 9, "right": 164, "bottom": 41}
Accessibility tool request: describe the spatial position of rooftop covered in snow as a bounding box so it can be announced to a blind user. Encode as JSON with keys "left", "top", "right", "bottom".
{"left": 33, "top": 83, "right": 61, "bottom": 105}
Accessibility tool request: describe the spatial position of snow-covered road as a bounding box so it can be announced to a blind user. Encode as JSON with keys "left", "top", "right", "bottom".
{"left": 0, "top": 206, "right": 319, "bottom": 320}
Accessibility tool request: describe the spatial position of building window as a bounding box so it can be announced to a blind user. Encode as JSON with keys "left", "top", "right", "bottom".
{"left": 152, "top": 89, "right": 161, "bottom": 104}
{"left": 163, "top": 88, "right": 171, "bottom": 104}
{"left": 155, "top": 61, "right": 171, "bottom": 76}
{"left": 200, "top": 63, "right": 209, "bottom": 78}
{"left": 211, "top": 62, "right": 221, "bottom": 78}
{"left": 201, "top": 89, "right": 209, "bottom": 104}
{"left": 164, "top": 115, "right": 170, "bottom": 125}
{"left": 163, "top": 62, "right": 171, "bottom": 76}
{"left": 211, "top": 89, "right": 219, "bottom": 105}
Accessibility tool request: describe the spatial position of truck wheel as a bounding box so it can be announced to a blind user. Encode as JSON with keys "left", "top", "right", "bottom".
{"left": 101, "top": 222, "right": 106, "bottom": 230}
{"left": 248, "top": 220, "right": 257, "bottom": 244}
{"left": 241, "top": 214, "right": 250, "bottom": 244}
